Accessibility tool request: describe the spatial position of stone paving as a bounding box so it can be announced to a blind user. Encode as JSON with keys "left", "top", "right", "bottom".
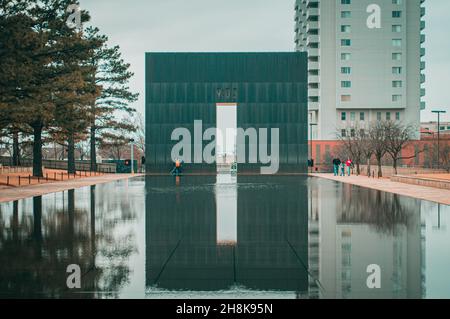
{"left": 0, "top": 168, "right": 108, "bottom": 187}
{"left": 310, "top": 173, "right": 450, "bottom": 206}
{"left": 416, "top": 173, "right": 450, "bottom": 181}
{"left": 3, "top": 172, "right": 449, "bottom": 206}
{"left": 0, "top": 174, "right": 144, "bottom": 203}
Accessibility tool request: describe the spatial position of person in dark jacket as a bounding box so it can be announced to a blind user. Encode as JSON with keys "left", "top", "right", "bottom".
{"left": 332, "top": 158, "right": 341, "bottom": 176}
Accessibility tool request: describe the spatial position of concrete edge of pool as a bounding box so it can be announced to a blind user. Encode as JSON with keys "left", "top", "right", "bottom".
{"left": 1, "top": 172, "right": 449, "bottom": 206}
{"left": 0, "top": 174, "right": 145, "bottom": 203}
{"left": 310, "top": 173, "right": 450, "bottom": 206}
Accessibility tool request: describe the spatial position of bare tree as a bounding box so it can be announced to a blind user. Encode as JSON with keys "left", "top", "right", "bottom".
{"left": 430, "top": 141, "right": 450, "bottom": 171}
{"left": 99, "top": 117, "right": 135, "bottom": 160}
{"left": 441, "top": 143, "right": 450, "bottom": 171}
{"left": 337, "top": 125, "right": 366, "bottom": 175}
{"left": 368, "top": 121, "right": 388, "bottom": 178}
{"left": 76, "top": 140, "right": 91, "bottom": 161}
{"left": 132, "top": 112, "right": 145, "bottom": 155}
{"left": 361, "top": 131, "right": 374, "bottom": 177}
{"left": 384, "top": 121, "right": 416, "bottom": 175}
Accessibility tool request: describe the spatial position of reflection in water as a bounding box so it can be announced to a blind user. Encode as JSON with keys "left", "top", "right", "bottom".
{"left": 338, "top": 183, "right": 410, "bottom": 235}
{"left": 145, "top": 176, "right": 309, "bottom": 296}
{"left": 0, "top": 181, "right": 141, "bottom": 298}
{"left": 310, "top": 179, "right": 423, "bottom": 299}
{"left": 216, "top": 174, "right": 238, "bottom": 245}
{"left": 0, "top": 176, "right": 449, "bottom": 299}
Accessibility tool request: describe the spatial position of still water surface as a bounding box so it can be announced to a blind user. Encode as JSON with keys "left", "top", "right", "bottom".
{"left": 0, "top": 176, "right": 449, "bottom": 299}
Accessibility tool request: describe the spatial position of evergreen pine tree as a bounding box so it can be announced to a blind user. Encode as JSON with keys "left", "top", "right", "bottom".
{"left": 83, "top": 27, "right": 139, "bottom": 170}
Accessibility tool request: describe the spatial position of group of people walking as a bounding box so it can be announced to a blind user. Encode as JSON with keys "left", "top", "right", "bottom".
{"left": 332, "top": 158, "right": 353, "bottom": 177}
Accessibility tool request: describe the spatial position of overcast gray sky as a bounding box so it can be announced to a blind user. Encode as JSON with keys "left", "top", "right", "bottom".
{"left": 81, "top": 0, "right": 450, "bottom": 123}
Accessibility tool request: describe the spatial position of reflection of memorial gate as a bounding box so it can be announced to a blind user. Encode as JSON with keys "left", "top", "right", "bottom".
{"left": 145, "top": 175, "right": 309, "bottom": 292}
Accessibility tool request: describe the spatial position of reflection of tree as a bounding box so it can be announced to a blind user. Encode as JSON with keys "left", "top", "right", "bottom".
{"left": 0, "top": 183, "right": 138, "bottom": 298}
{"left": 338, "top": 185, "right": 410, "bottom": 235}
{"left": 88, "top": 182, "right": 137, "bottom": 296}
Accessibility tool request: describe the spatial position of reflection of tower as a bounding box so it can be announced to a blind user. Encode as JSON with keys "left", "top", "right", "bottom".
{"left": 420, "top": 201, "right": 450, "bottom": 298}
{"left": 420, "top": 207, "right": 426, "bottom": 299}
{"left": 308, "top": 180, "right": 320, "bottom": 298}
{"left": 315, "top": 180, "right": 423, "bottom": 299}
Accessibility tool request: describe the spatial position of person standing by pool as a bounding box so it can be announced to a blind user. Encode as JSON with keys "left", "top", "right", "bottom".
{"left": 345, "top": 158, "right": 353, "bottom": 176}
{"left": 340, "top": 162, "right": 346, "bottom": 176}
{"left": 171, "top": 158, "right": 183, "bottom": 176}
{"left": 332, "top": 158, "right": 341, "bottom": 176}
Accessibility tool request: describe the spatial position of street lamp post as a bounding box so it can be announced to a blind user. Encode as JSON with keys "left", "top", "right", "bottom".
{"left": 309, "top": 123, "right": 318, "bottom": 173}
{"left": 432, "top": 110, "right": 447, "bottom": 169}
{"left": 129, "top": 138, "right": 135, "bottom": 174}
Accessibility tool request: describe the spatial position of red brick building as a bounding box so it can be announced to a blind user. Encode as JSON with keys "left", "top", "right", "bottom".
{"left": 310, "top": 134, "right": 450, "bottom": 172}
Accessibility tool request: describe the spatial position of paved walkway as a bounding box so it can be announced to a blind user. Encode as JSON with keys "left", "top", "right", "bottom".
{"left": 416, "top": 173, "right": 450, "bottom": 181}
{"left": 310, "top": 173, "right": 450, "bottom": 206}
{"left": 0, "top": 174, "right": 144, "bottom": 203}
{"left": 0, "top": 169, "right": 110, "bottom": 187}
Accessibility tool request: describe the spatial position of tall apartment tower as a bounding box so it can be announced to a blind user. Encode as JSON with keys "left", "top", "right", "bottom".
{"left": 295, "top": 0, "right": 426, "bottom": 140}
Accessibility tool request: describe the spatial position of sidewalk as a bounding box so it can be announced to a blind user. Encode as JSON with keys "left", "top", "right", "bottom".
{"left": 0, "top": 174, "right": 144, "bottom": 203}
{"left": 0, "top": 168, "right": 107, "bottom": 187}
{"left": 310, "top": 173, "right": 450, "bottom": 205}
{"left": 415, "top": 173, "right": 450, "bottom": 181}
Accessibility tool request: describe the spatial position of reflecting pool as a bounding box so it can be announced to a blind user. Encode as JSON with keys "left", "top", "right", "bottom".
{"left": 0, "top": 176, "right": 449, "bottom": 299}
